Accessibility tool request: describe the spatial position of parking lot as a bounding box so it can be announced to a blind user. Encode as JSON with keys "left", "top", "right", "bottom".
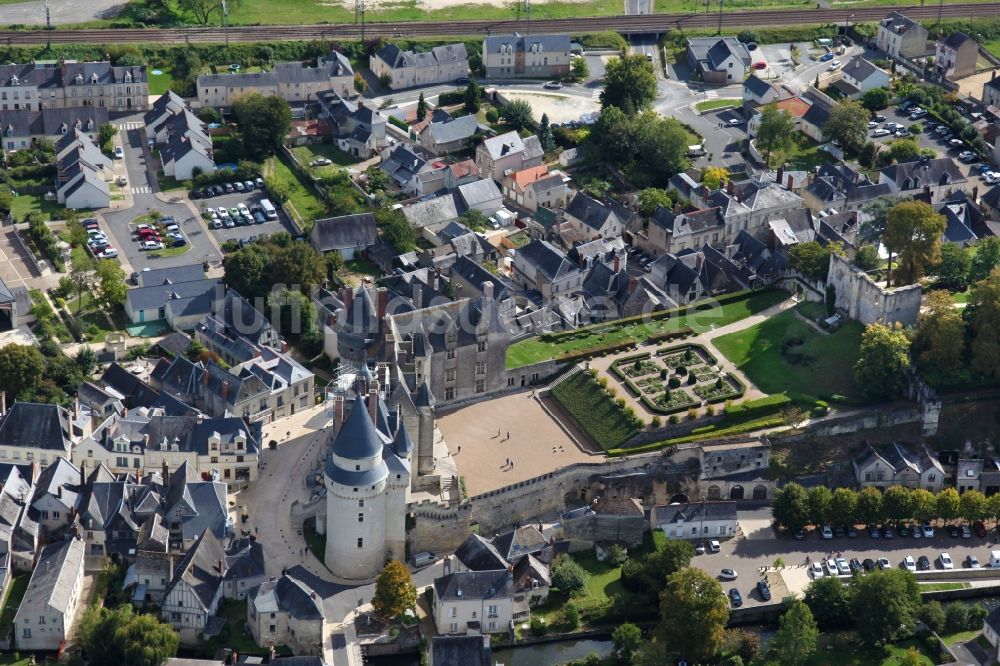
{"left": 194, "top": 188, "right": 298, "bottom": 244}
{"left": 695, "top": 509, "right": 1000, "bottom": 608}
{"left": 869, "top": 102, "right": 986, "bottom": 177}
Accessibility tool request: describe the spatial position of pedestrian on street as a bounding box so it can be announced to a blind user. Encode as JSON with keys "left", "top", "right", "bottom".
{"left": 506, "top": 431, "right": 510, "bottom": 440}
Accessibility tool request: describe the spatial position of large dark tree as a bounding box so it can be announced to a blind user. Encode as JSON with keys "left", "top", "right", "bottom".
{"left": 232, "top": 93, "right": 292, "bottom": 160}
{"left": 0, "top": 344, "right": 45, "bottom": 400}
{"left": 850, "top": 570, "right": 921, "bottom": 645}
{"left": 600, "top": 54, "right": 657, "bottom": 114}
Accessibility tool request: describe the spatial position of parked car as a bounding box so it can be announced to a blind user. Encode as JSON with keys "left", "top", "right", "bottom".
{"left": 794, "top": 529, "right": 806, "bottom": 541}
{"left": 958, "top": 151, "right": 977, "bottom": 162}
{"left": 882, "top": 526, "right": 895, "bottom": 539}
{"left": 873, "top": 114, "right": 886, "bottom": 122}
{"left": 862, "top": 558, "right": 876, "bottom": 572}
{"left": 140, "top": 240, "right": 164, "bottom": 251}
{"left": 825, "top": 558, "right": 837, "bottom": 575}
{"left": 238, "top": 203, "right": 250, "bottom": 216}
{"left": 171, "top": 237, "right": 187, "bottom": 248}
{"left": 244, "top": 180, "right": 255, "bottom": 191}
{"left": 224, "top": 183, "right": 235, "bottom": 194}
{"left": 949, "top": 138, "right": 965, "bottom": 148}
{"left": 98, "top": 247, "right": 118, "bottom": 259}
{"left": 868, "top": 121, "right": 879, "bottom": 129}
{"left": 255, "top": 177, "right": 265, "bottom": 189}
{"left": 910, "top": 523, "right": 922, "bottom": 538}
{"left": 835, "top": 558, "right": 850, "bottom": 575}
{"left": 455, "top": 77, "right": 470, "bottom": 85}
{"left": 708, "top": 540, "right": 721, "bottom": 553}
{"left": 871, "top": 128, "right": 891, "bottom": 137}
{"left": 756, "top": 580, "right": 771, "bottom": 601}
{"left": 821, "top": 525, "right": 833, "bottom": 540}
{"left": 923, "top": 524, "right": 934, "bottom": 537}
{"left": 223, "top": 216, "right": 236, "bottom": 229}
{"left": 720, "top": 568, "right": 737, "bottom": 580}
{"left": 211, "top": 218, "right": 223, "bottom": 229}
{"left": 869, "top": 526, "right": 880, "bottom": 538}
{"left": 849, "top": 557, "right": 863, "bottom": 573}
{"left": 909, "top": 109, "right": 927, "bottom": 119}
{"left": 311, "top": 158, "right": 332, "bottom": 167}
{"left": 898, "top": 524, "right": 910, "bottom": 537}
{"left": 967, "top": 555, "right": 981, "bottom": 568}
{"left": 819, "top": 52, "right": 834, "bottom": 62}
{"left": 809, "top": 562, "right": 825, "bottom": 578}
{"left": 727, "top": 118, "right": 741, "bottom": 126}
{"left": 846, "top": 527, "right": 858, "bottom": 538}
{"left": 253, "top": 211, "right": 266, "bottom": 224}
{"left": 903, "top": 556, "right": 916, "bottom": 572}
{"left": 877, "top": 557, "right": 891, "bottom": 570}
{"left": 543, "top": 81, "right": 563, "bottom": 90}
{"left": 113, "top": 145, "right": 124, "bottom": 158}
{"left": 949, "top": 526, "right": 961, "bottom": 538}
{"left": 983, "top": 172, "right": 1000, "bottom": 185}
{"left": 827, "top": 60, "right": 841, "bottom": 70}
{"left": 695, "top": 543, "right": 706, "bottom": 555}
{"left": 939, "top": 552, "right": 954, "bottom": 569}
{"left": 917, "top": 555, "right": 931, "bottom": 570}
{"left": 935, "top": 124, "right": 951, "bottom": 135}
{"left": 728, "top": 588, "right": 743, "bottom": 607}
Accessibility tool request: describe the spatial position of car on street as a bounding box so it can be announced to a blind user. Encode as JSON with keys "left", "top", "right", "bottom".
{"left": 849, "top": 558, "right": 863, "bottom": 573}
{"left": 140, "top": 240, "right": 164, "bottom": 251}
{"left": 903, "top": 556, "right": 916, "bottom": 572}
{"left": 708, "top": 540, "right": 721, "bottom": 553}
{"left": 98, "top": 247, "right": 118, "bottom": 259}
{"left": 728, "top": 588, "right": 742, "bottom": 607}
{"left": 949, "top": 138, "right": 965, "bottom": 148}
{"left": 949, "top": 526, "right": 961, "bottom": 538}
{"left": 821, "top": 525, "right": 833, "bottom": 540}
{"left": 543, "top": 81, "right": 563, "bottom": 90}
{"left": 819, "top": 52, "right": 834, "bottom": 62}
{"left": 862, "top": 558, "right": 876, "bottom": 572}
{"left": 967, "top": 555, "right": 981, "bottom": 568}
{"left": 958, "top": 151, "right": 977, "bottom": 162}
{"left": 871, "top": 128, "right": 891, "bottom": 137}
{"left": 809, "top": 562, "right": 825, "bottom": 578}
{"left": 983, "top": 172, "right": 1000, "bottom": 184}
{"left": 917, "top": 555, "right": 931, "bottom": 570}
{"left": 873, "top": 114, "right": 886, "bottom": 122}
{"left": 720, "top": 569, "right": 737, "bottom": 580}
{"left": 757, "top": 580, "right": 771, "bottom": 601}
{"left": 828, "top": 60, "right": 841, "bottom": 70}
{"left": 727, "top": 118, "right": 741, "bottom": 126}
{"left": 695, "top": 543, "right": 706, "bottom": 555}
{"left": 877, "top": 557, "right": 891, "bottom": 570}
{"left": 113, "top": 145, "right": 124, "bottom": 158}
{"left": 835, "top": 558, "right": 850, "bottom": 575}
{"left": 939, "top": 552, "right": 954, "bottom": 569}
{"left": 923, "top": 524, "right": 934, "bottom": 537}
{"left": 962, "top": 525, "right": 972, "bottom": 539}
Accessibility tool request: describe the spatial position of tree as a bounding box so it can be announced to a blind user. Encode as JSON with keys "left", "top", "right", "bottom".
{"left": 910, "top": 488, "right": 939, "bottom": 523}
{"left": 772, "top": 483, "right": 811, "bottom": 530}
{"left": 854, "top": 323, "right": 910, "bottom": 400}
{"left": 612, "top": 623, "right": 643, "bottom": 662}
{"left": 354, "top": 72, "right": 367, "bottom": 93}
{"left": 882, "top": 485, "right": 912, "bottom": 523}
{"left": 375, "top": 206, "right": 416, "bottom": 252}
{"left": 804, "top": 577, "right": 851, "bottom": 630}
{"left": 934, "top": 242, "right": 972, "bottom": 291}
{"left": 944, "top": 602, "right": 969, "bottom": 634}
{"left": 416, "top": 92, "right": 427, "bottom": 122}
{"left": 91, "top": 259, "right": 126, "bottom": 310}
{"left": 789, "top": 241, "right": 840, "bottom": 282}
{"left": 0, "top": 344, "right": 45, "bottom": 400}
{"left": 884, "top": 200, "right": 946, "bottom": 286}
{"left": 657, "top": 568, "right": 729, "bottom": 662}
{"left": 637, "top": 188, "right": 672, "bottom": 217}
{"left": 572, "top": 57, "right": 589, "bottom": 81}
{"left": 621, "top": 539, "right": 694, "bottom": 600}
{"left": 551, "top": 556, "right": 586, "bottom": 595}
{"left": 500, "top": 99, "right": 534, "bottom": 131}
{"left": 961, "top": 489, "right": 988, "bottom": 524}
{"left": 223, "top": 244, "right": 271, "bottom": 299}
{"left": 851, "top": 569, "right": 921, "bottom": 645}
{"left": 769, "top": 601, "right": 819, "bottom": 666}
{"left": 75, "top": 347, "right": 98, "bottom": 376}
{"left": 269, "top": 288, "right": 317, "bottom": 337}
{"left": 723, "top": 629, "right": 760, "bottom": 664}
{"left": 463, "top": 79, "right": 482, "bottom": 113}
{"left": 538, "top": 113, "right": 555, "bottom": 152}
{"left": 459, "top": 209, "right": 490, "bottom": 232}
{"left": 898, "top": 648, "right": 924, "bottom": 666}
{"left": 860, "top": 87, "right": 890, "bottom": 111}
{"left": 971, "top": 268, "right": 1000, "bottom": 379}
{"left": 69, "top": 261, "right": 94, "bottom": 312}
{"left": 855, "top": 244, "right": 881, "bottom": 271}
{"left": 232, "top": 93, "right": 292, "bottom": 161}
{"left": 269, "top": 240, "right": 326, "bottom": 293}
{"left": 824, "top": 100, "right": 870, "bottom": 153}
{"left": 859, "top": 195, "right": 896, "bottom": 244}
{"left": 756, "top": 104, "right": 796, "bottom": 166}
{"left": 988, "top": 493, "right": 1000, "bottom": 526}
{"left": 177, "top": 0, "right": 240, "bottom": 24}
{"left": 197, "top": 106, "right": 222, "bottom": 124}
{"left": 600, "top": 54, "right": 657, "bottom": 114}
{"left": 936, "top": 487, "right": 962, "bottom": 523}
{"left": 807, "top": 486, "right": 832, "bottom": 526}
{"left": 373, "top": 560, "right": 416, "bottom": 619}
{"left": 856, "top": 486, "right": 885, "bottom": 525}
{"left": 970, "top": 236, "right": 1000, "bottom": 283}
{"left": 701, "top": 166, "right": 730, "bottom": 191}
{"left": 888, "top": 137, "right": 921, "bottom": 163}
{"left": 98, "top": 123, "right": 117, "bottom": 153}
{"left": 737, "top": 29, "right": 760, "bottom": 43}
{"left": 263, "top": 176, "right": 291, "bottom": 205}
{"left": 914, "top": 290, "right": 966, "bottom": 379}
{"left": 829, "top": 488, "right": 858, "bottom": 528}
{"left": 918, "top": 600, "right": 946, "bottom": 632}
{"left": 76, "top": 605, "right": 178, "bottom": 666}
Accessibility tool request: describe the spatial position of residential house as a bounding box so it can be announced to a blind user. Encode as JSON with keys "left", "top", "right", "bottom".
{"left": 803, "top": 161, "right": 894, "bottom": 213}
{"left": 220, "top": 537, "right": 266, "bottom": 600}
{"left": 161, "top": 529, "right": 227, "bottom": 643}
{"left": 401, "top": 179, "right": 502, "bottom": 229}
{"left": 144, "top": 94, "right": 215, "bottom": 179}
{"left": 143, "top": 91, "right": 186, "bottom": 143}
{"left": 457, "top": 178, "right": 503, "bottom": 216}
{"left": 0, "top": 60, "right": 147, "bottom": 113}
{"left": 29, "top": 457, "right": 79, "bottom": 535}
{"left": 13, "top": 538, "right": 86, "bottom": 651}
{"left": 124, "top": 276, "right": 221, "bottom": 327}
{"left": 450, "top": 256, "right": 514, "bottom": 301}
{"left": 876, "top": 12, "right": 929, "bottom": 59}
{"left": 482, "top": 34, "right": 572, "bottom": 79}
{"left": 742, "top": 74, "right": 782, "bottom": 106}
{"left": 432, "top": 569, "right": 515, "bottom": 634}
{"left": 852, "top": 442, "right": 945, "bottom": 492}
{"left": 878, "top": 157, "right": 967, "bottom": 200}
{"left": 562, "top": 192, "right": 625, "bottom": 243}
{"left": 315, "top": 90, "right": 386, "bottom": 158}
{"left": 511, "top": 239, "right": 582, "bottom": 300}
{"left": 685, "top": 37, "right": 752, "bottom": 84}
{"left": 431, "top": 636, "right": 493, "bottom": 666}
{"left": 747, "top": 96, "right": 810, "bottom": 139}
{"left": 559, "top": 498, "right": 647, "bottom": 552}
{"left": 799, "top": 88, "right": 836, "bottom": 144}
{"left": 982, "top": 184, "right": 1000, "bottom": 220}
{"left": 418, "top": 113, "right": 479, "bottom": 155}
{"left": 646, "top": 205, "right": 726, "bottom": 256}
{"left": 652, "top": 502, "right": 739, "bottom": 540}
{"left": 380, "top": 143, "right": 433, "bottom": 195}
{"left": 310, "top": 213, "right": 378, "bottom": 260}
{"left": 475, "top": 131, "right": 544, "bottom": 183}
{"left": 161, "top": 132, "right": 216, "bottom": 181}
{"left": 832, "top": 57, "right": 890, "bottom": 99}
{"left": 935, "top": 32, "right": 979, "bottom": 81}
{"left": 936, "top": 193, "right": 985, "bottom": 246}
{"left": 370, "top": 44, "right": 469, "bottom": 90}
{"left": 502, "top": 165, "right": 569, "bottom": 212}
{"left": 983, "top": 75, "right": 1000, "bottom": 108}
{"left": 197, "top": 51, "right": 354, "bottom": 108}
{"left": 0, "top": 107, "right": 108, "bottom": 152}
{"left": 247, "top": 574, "right": 325, "bottom": 655}
{"left": 984, "top": 606, "right": 1000, "bottom": 663}
{"left": 0, "top": 402, "right": 72, "bottom": 468}
{"left": 957, "top": 458, "right": 984, "bottom": 494}
{"left": 55, "top": 128, "right": 111, "bottom": 210}
{"left": 0, "top": 277, "right": 30, "bottom": 333}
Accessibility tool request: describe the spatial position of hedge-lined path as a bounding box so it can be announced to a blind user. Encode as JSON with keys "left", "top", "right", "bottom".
{"left": 588, "top": 297, "right": 796, "bottom": 424}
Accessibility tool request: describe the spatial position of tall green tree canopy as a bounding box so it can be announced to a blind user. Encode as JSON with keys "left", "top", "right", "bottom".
{"left": 756, "top": 105, "right": 795, "bottom": 166}
{"left": 769, "top": 600, "right": 819, "bottom": 666}
{"left": 854, "top": 323, "right": 911, "bottom": 400}
{"left": 914, "top": 290, "right": 966, "bottom": 381}
{"left": 657, "top": 568, "right": 729, "bottom": 662}
{"left": 824, "top": 99, "right": 870, "bottom": 152}
{"left": 772, "top": 482, "right": 810, "bottom": 530}
{"left": 373, "top": 560, "right": 417, "bottom": 619}
{"left": 499, "top": 99, "right": 535, "bottom": 131}
{"left": 77, "top": 605, "right": 178, "bottom": 666}
{"left": 850, "top": 570, "right": 921, "bottom": 645}
{"left": 884, "top": 200, "right": 946, "bottom": 286}
{"left": 232, "top": 93, "right": 292, "bottom": 160}
{"left": 0, "top": 344, "right": 45, "bottom": 400}
{"left": 971, "top": 267, "right": 1000, "bottom": 379}
{"left": 600, "top": 54, "right": 657, "bottom": 114}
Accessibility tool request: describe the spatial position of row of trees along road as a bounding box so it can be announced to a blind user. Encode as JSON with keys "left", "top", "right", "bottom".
{"left": 773, "top": 483, "right": 997, "bottom": 532}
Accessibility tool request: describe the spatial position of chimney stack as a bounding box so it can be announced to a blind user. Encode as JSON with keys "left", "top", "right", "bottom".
{"left": 341, "top": 287, "right": 353, "bottom": 318}
{"left": 455, "top": 282, "right": 463, "bottom": 300}
{"left": 412, "top": 282, "right": 423, "bottom": 310}
{"left": 483, "top": 281, "right": 494, "bottom": 301}
{"left": 613, "top": 254, "right": 620, "bottom": 273}
{"left": 376, "top": 287, "right": 388, "bottom": 321}
{"left": 628, "top": 276, "right": 638, "bottom": 293}
{"left": 787, "top": 174, "right": 793, "bottom": 190}
{"left": 672, "top": 202, "right": 681, "bottom": 214}
{"left": 726, "top": 181, "right": 735, "bottom": 196}
{"left": 368, "top": 387, "right": 378, "bottom": 425}
{"left": 973, "top": 186, "right": 979, "bottom": 202}
{"left": 334, "top": 396, "right": 345, "bottom": 434}
{"left": 221, "top": 381, "right": 230, "bottom": 401}
{"left": 776, "top": 166, "right": 784, "bottom": 187}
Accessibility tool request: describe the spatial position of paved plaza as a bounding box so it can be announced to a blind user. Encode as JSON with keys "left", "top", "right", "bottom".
{"left": 438, "top": 390, "right": 598, "bottom": 497}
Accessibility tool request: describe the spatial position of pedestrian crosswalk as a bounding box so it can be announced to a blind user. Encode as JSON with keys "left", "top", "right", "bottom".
{"left": 703, "top": 89, "right": 719, "bottom": 99}
{"left": 116, "top": 122, "right": 143, "bottom": 131}
{"left": 131, "top": 185, "right": 152, "bottom": 194}
{"left": 591, "top": 89, "right": 601, "bottom": 101}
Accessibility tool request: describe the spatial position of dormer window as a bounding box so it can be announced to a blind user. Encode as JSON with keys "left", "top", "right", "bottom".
{"left": 59, "top": 123, "right": 67, "bottom": 134}
{"left": 124, "top": 71, "right": 132, "bottom": 82}
{"left": 9, "top": 75, "right": 18, "bottom": 86}
{"left": 90, "top": 73, "right": 99, "bottom": 84}
{"left": 75, "top": 74, "right": 84, "bottom": 85}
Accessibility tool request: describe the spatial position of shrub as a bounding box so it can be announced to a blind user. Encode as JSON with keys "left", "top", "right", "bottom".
{"left": 651, "top": 416, "right": 661, "bottom": 427}
{"left": 668, "top": 377, "right": 681, "bottom": 389}
{"left": 676, "top": 365, "right": 688, "bottom": 376}
{"left": 812, "top": 400, "right": 829, "bottom": 416}
{"left": 705, "top": 405, "right": 715, "bottom": 416}
{"left": 485, "top": 108, "right": 499, "bottom": 123}
{"left": 668, "top": 414, "right": 680, "bottom": 424}
{"left": 552, "top": 556, "right": 587, "bottom": 596}
{"left": 564, "top": 603, "right": 581, "bottom": 630}
{"left": 944, "top": 603, "right": 968, "bottom": 634}
{"left": 687, "top": 407, "right": 698, "bottom": 420}
{"left": 530, "top": 617, "right": 547, "bottom": 636}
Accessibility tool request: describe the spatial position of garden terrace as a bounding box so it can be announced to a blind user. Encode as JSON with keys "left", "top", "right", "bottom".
{"left": 549, "top": 369, "right": 640, "bottom": 451}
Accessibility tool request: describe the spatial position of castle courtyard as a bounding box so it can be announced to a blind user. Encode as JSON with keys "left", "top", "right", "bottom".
{"left": 437, "top": 390, "right": 599, "bottom": 497}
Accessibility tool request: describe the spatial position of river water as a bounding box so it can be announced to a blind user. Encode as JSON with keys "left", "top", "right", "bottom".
{"left": 366, "top": 638, "right": 613, "bottom": 666}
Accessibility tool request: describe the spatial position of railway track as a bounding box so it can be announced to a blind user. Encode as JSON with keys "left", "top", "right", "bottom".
{"left": 0, "top": 2, "right": 998, "bottom": 45}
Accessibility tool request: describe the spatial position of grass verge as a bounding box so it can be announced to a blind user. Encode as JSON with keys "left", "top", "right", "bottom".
{"left": 695, "top": 99, "right": 740, "bottom": 112}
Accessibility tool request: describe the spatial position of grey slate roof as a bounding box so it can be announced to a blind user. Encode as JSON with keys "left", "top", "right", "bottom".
{"left": 457, "top": 179, "right": 501, "bottom": 209}
{"left": 252, "top": 574, "right": 323, "bottom": 620}
{"left": 454, "top": 534, "right": 508, "bottom": 572}
{"left": 483, "top": 34, "right": 572, "bottom": 55}
{"left": 310, "top": 213, "right": 378, "bottom": 253}
{"left": 423, "top": 114, "right": 479, "bottom": 145}
{"left": 14, "top": 538, "right": 85, "bottom": 620}
{"left": 565, "top": 192, "right": 617, "bottom": 231}
{"left": 375, "top": 43, "right": 468, "bottom": 70}
{"left": 431, "top": 636, "right": 492, "bottom": 666}
{"left": 493, "top": 526, "right": 548, "bottom": 561}
{"left": 126, "top": 278, "right": 220, "bottom": 314}
{"left": 743, "top": 74, "right": 776, "bottom": 98}
{"left": 842, "top": 56, "right": 885, "bottom": 83}
{"left": 655, "top": 501, "right": 738, "bottom": 524}
{"left": 880, "top": 157, "right": 966, "bottom": 190}
{"left": 0, "top": 403, "right": 71, "bottom": 453}
{"left": 942, "top": 31, "right": 973, "bottom": 50}
{"left": 330, "top": 395, "right": 385, "bottom": 461}
{"left": 433, "top": 569, "right": 513, "bottom": 601}
{"left": 165, "top": 529, "right": 226, "bottom": 611}
{"left": 516, "top": 239, "right": 578, "bottom": 282}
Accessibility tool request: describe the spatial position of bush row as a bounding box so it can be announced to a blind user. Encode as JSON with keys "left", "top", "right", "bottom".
{"left": 550, "top": 370, "right": 640, "bottom": 450}
{"left": 25, "top": 215, "right": 65, "bottom": 272}
{"left": 724, "top": 394, "right": 791, "bottom": 418}
{"left": 554, "top": 337, "right": 638, "bottom": 364}
{"left": 608, "top": 414, "right": 785, "bottom": 456}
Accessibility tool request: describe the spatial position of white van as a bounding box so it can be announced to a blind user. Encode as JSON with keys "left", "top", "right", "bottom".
{"left": 989, "top": 550, "right": 1000, "bottom": 567}
{"left": 687, "top": 144, "right": 706, "bottom": 157}
{"left": 260, "top": 198, "right": 278, "bottom": 220}
{"left": 412, "top": 551, "right": 436, "bottom": 568}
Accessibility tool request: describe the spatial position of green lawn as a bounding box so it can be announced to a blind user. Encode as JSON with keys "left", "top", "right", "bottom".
{"left": 713, "top": 308, "right": 864, "bottom": 404}
{"left": 777, "top": 131, "right": 828, "bottom": 172}
{"left": 795, "top": 301, "right": 828, "bottom": 321}
{"left": 985, "top": 40, "right": 1000, "bottom": 59}
{"left": 939, "top": 629, "right": 980, "bottom": 646}
{"left": 344, "top": 257, "right": 381, "bottom": 278}
{"left": 291, "top": 143, "right": 362, "bottom": 169}
{"left": 149, "top": 244, "right": 193, "bottom": 258}
{"left": 952, "top": 289, "right": 970, "bottom": 305}
{"left": 10, "top": 192, "right": 64, "bottom": 221}
{"left": 695, "top": 99, "right": 740, "bottom": 113}
{"left": 918, "top": 582, "right": 971, "bottom": 591}
{"left": 0, "top": 575, "right": 29, "bottom": 638}
{"left": 269, "top": 153, "right": 328, "bottom": 229}
{"left": 805, "top": 634, "right": 935, "bottom": 666}
{"left": 198, "top": 599, "right": 291, "bottom": 658}
{"left": 550, "top": 371, "right": 638, "bottom": 450}
{"left": 507, "top": 289, "right": 789, "bottom": 369}
{"left": 155, "top": 172, "right": 189, "bottom": 192}
{"left": 147, "top": 67, "right": 183, "bottom": 96}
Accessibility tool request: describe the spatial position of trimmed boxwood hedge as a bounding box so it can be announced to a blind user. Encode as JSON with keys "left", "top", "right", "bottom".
{"left": 556, "top": 338, "right": 639, "bottom": 364}
{"left": 550, "top": 371, "right": 640, "bottom": 450}
{"left": 724, "top": 394, "right": 792, "bottom": 418}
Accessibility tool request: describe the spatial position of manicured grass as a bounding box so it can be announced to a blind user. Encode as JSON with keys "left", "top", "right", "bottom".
{"left": 147, "top": 67, "right": 183, "bottom": 96}
{"left": 149, "top": 243, "right": 193, "bottom": 258}
{"left": 952, "top": 289, "right": 970, "bottom": 305}
{"left": 550, "top": 371, "right": 638, "bottom": 450}
{"left": 938, "top": 629, "right": 980, "bottom": 646}
{"left": 10, "top": 192, "right": 64, "bottom": 220}
{"left": 291, "top": 143, "right": 361, "bottom": 169}
{"left": 695, "top": 99, "right": 740, "bottom": 113}
{"left": 795, "top": 301, "right": 828, "bottom": 321}
{"left": 804, "top": 634, "right": 935, "bottom": 666}
{"left": 779, "top": 132, "right": 828, "bottom": 172}
{"left": 713, "top": 308, "right": 864, "bottom": 404}
{"left": 506, "top": 289, "right": 789, "bottom": 369}
{"left": 918, "top": 582, "right": 971, "bottom": 591}
{"left": 0, "top": 575, "right": 29, "bottom": 637}
{"left": 156, "top": 173, "right": 189, "bottom": 192}
{"left": 303, "top": 517, "right": 326, "bottom": 564}
{"left": 984, "top": 40, "right": 1000, "bottom": 59}
{"left": 343, "top": 257, "right": 381, "bottom": 278}
{"left": 268, "top": 153, "right": 328, "bottom": 229}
